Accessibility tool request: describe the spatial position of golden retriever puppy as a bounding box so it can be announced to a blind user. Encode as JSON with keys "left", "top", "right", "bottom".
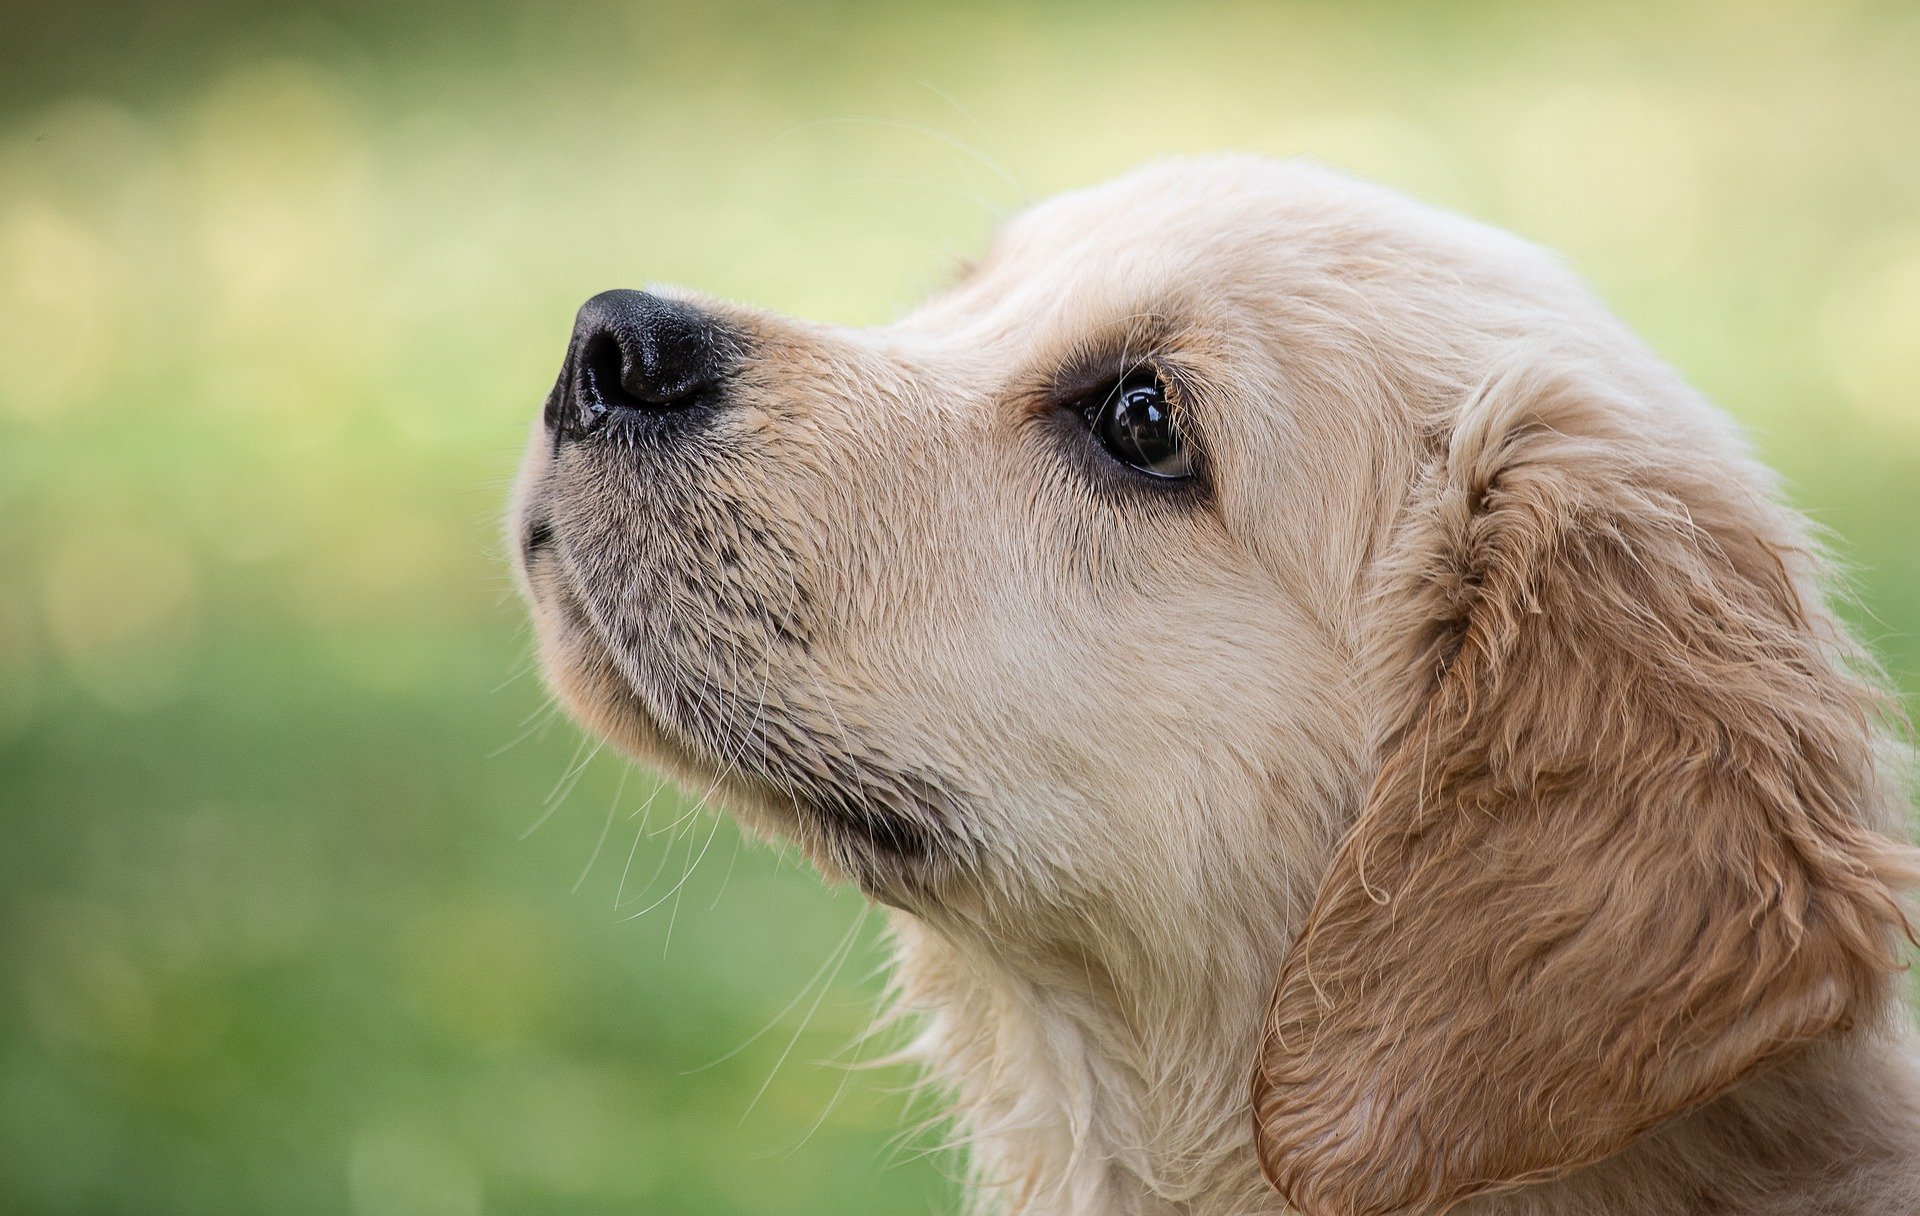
{"left": 510, "top": 156, "right": 1920, "bottom": 1215}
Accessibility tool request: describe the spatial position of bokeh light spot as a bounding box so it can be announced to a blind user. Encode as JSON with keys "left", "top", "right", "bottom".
{"left": 1820, "top": 237, "right": 1920, "bottom": 442}
{"left": 41, "top": 517, "right": 201, "bottom": 710}
{"left": 0, "top": 200, "right": 126, "bottom": 422}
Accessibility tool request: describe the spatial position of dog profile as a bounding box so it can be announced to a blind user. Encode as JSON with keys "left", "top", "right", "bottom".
{"left": 511, "top": 156, "right": 1920, "bottom": 1215}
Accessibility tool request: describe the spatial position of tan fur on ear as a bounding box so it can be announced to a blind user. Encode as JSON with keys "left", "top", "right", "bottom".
{"left": 1251, "top": 361, "right": 1919, "bottom": 1216}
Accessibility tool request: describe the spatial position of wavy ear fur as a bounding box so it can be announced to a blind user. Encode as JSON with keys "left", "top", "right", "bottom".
{"left": 1251, "top": 361, "right": 1917, "bottom": 1215}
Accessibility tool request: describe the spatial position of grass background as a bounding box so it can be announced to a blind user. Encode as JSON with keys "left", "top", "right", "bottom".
{"left": 2, "top": 2, "right": 1917, "bottom": 1213}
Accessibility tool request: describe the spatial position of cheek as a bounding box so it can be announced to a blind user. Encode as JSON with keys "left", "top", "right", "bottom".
{"left": 879, "top": 499, "right": 1347, "bottom": 857}
{"left": 1025, "top": 619, "right": 1352, "bottom": 913}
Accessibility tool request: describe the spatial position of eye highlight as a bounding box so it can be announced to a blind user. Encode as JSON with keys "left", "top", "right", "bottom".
{"left": 1090, "top": 373, "right": 1193, "bottom": 480}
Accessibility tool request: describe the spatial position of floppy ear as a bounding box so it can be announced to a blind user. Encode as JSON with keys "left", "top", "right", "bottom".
{"left": 1250, "top": 361, "right": 1917, "bottom": 1216}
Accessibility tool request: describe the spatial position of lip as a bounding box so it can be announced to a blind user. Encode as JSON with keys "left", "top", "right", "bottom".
{"left": 512, "top": 389, "right": 981, "bottom": 904}
{"left": 520, "top": 517, "right": 555, "bottom": 564}
{"left": 525, "top": 533, "right": 978, "bottom": 894}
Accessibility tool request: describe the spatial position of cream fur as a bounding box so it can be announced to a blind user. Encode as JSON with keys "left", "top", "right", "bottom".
{"left": 512, "top": 156, "right": 1920, "bottom": 1215}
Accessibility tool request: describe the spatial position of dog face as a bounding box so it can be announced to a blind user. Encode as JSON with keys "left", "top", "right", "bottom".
{"left": 512, "top": 157, "right": 1914, "bottom": 1214}
{"left": 513, "top": 160, "right": 1420, "bottom": 913}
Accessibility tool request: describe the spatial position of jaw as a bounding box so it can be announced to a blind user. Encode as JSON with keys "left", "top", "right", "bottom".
{"left": 521, "top": 558, "right": 988, "bottom": 907}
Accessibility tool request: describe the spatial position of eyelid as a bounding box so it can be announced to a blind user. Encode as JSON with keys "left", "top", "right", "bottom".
{"left": 1057, "top": 354, "right": 1163, "bottom": 408}
{"left": 1047, "top": 340, "right": 1155, "bottom": 403}
{"left": 1022, "top": 354, "right": 1212, "bottom": 498}
{"left": 1028, "top": 337, "right": 1208, "bottom": 459}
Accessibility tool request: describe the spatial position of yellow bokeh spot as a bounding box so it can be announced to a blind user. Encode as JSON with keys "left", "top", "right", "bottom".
{"left": 41, "top": 518, "right": 200, "bottom": 710}
{"left": 398, "top": 901, "right": 562, "bottom": 1047}
{"left": 1819, "top": 237, "right": 1920, "bottom": 442}
{"left": 1505, "top": 82, "right": 1704, "bottom": 271}
{"left": 0, "top": 201, "right": 126, "bottom": 422}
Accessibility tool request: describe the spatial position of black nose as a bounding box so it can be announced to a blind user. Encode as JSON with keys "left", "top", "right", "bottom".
{"left": 544, "top": 289, "right": 729, "bottom": 438}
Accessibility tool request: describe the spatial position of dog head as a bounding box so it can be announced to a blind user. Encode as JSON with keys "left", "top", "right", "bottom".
{"left": 512, "top": 156, "right": 1915, "bottom": 1214}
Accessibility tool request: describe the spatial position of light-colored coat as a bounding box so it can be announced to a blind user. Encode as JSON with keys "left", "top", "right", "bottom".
{"left": 514, "top": 156, "right": 1920, "bottom": 1215}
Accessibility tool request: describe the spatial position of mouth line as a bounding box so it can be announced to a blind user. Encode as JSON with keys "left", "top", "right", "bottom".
{"left": 521, "top": 518, "right": 555, "bottom": 562}
{"left": 533, "top": 552, "right": 979, "bottom": 888}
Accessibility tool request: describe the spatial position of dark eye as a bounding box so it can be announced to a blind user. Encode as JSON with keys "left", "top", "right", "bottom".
{"left": 1093, "top": 375, "right": 1193, "bottom": 479}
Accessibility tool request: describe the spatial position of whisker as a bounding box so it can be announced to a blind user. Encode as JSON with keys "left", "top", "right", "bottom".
{"left": 773, "top": 115, "right": 1027, "bottom": 212}
{"left": 741, "top": 905, "right": 870, "bottom": 1120}
{"left": 682, "top": 911, "right": 871, "bottom": 1076}
{"left": 777, "top": 940, "right": 900, "bottom": 1159}
{"left": 659, "top": 809, "right": 725, "bottom": 953}
{"left": 707, "top": 831, "right": 745, "bottom": 911}
{"left": 619, "top": 780, "right": 725, "bottom": 918}
{"left": 519, "top": 735, "right": 602, "bottom": 841}
{"left": 917, "top": 80, "right": 1032, "bottom": 205}
{"left": 572, "top": 760, "right": 633, "bottom": 893}
{"left": 487, "top": 696, "right": 563, "bottom": 759}
{"left": 614, "top": 782, "right": 678, "bottom": 911}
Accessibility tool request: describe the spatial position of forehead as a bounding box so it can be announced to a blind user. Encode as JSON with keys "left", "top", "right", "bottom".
{"left": 896, "top": 156, "right": 1450, "bottom": 353}
{"left": 997, "top": 163, "right": 1277, "bottom": 272}
{"left": 908, "top": 162, "right": 1265, "bottom": 335}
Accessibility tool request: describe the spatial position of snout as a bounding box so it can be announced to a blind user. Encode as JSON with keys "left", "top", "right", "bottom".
{"left": 543, "top": 289, "right": 732, "bottom": 439}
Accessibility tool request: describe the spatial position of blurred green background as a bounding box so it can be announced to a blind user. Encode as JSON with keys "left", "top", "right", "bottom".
{"left": 1, "top": 1, "right": 1916, "bottom": 1213}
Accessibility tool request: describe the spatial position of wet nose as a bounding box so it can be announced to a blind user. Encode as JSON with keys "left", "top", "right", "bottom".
{"left": 544, "top": 289, "right": 728, "bottom": 438}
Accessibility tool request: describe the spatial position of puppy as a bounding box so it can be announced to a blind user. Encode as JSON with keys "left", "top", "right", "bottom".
{"left": 511, "top": 156, "right": 1920, "bottom": 1216}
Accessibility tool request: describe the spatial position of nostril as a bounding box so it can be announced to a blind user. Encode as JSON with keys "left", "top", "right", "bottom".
{"left": 549, "top": 289, "right": 731, "bottom": 438}
{"left": 582, "top": 331, "right": 644, "bottom": 414}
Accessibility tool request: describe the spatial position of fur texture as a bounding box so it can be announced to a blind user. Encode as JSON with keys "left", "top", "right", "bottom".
{"left": 512, "top": 156, "right": 1920, "bottom": 1215}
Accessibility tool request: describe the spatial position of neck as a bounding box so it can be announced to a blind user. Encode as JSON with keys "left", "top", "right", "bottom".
{"left": 889, "top": 912, "right": 1920, "bottom": 1216}
{"left": 889, "top": 910, "right": 1278, "bottom": 1215}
